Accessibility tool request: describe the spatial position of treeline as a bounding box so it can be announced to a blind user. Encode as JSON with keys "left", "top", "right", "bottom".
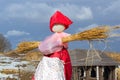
{"left": 0, "top": 33, "right": 11, "bottom": 53}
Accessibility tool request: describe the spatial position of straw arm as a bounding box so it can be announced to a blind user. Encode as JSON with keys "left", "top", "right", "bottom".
{"left": 15, "top": 41, "right": 40, "bottom": 53}
{"left": 15, "top": 26, "right": 120, "bottom": 53}
{"left": 62, "top": 26, "right": 110, "bottom": 43}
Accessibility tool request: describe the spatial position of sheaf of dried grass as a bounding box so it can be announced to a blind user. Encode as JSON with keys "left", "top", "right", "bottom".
{"left": 15, "top": 41, "right": 40, "bottom": 53}
{"left": 62, "top": 26, "right": 109, "bottom": 43}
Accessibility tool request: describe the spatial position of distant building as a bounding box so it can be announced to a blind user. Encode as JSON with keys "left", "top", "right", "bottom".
{"left": 69, "top": 49, "right": 120, "bottom": 80}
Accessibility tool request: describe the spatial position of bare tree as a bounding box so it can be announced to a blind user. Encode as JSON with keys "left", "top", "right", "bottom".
{"left": 0, "top": 33, "right": 11, "bottom": 52}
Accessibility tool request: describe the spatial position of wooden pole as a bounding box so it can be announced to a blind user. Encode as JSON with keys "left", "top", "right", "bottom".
{"left": 96, "top": 66, "right": 99, "bottom": 80}
{"left": 86, "top": 67, "right": 90, "bottom": 80}
{"left": 111, "top": 66, "right": 116, "bottom": 80}
{"left": 99, "top": 66, "right": 103, "bottom": 80}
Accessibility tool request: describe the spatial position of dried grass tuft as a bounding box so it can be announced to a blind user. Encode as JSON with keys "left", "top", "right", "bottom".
{"left": 15, "top": 41, "right": 40, "bottom": 53}
{"left": 62, "top": 26, "right": 110, "bottom": 43}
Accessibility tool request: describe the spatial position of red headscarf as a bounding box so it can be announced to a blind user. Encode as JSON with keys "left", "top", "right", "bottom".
{"left": 50, "top": 11, "right": 73, "bottom": 32}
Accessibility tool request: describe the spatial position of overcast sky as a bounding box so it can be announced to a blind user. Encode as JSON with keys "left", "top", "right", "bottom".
{"left": 0, "top": 0, "right": 120, "bottom": 52}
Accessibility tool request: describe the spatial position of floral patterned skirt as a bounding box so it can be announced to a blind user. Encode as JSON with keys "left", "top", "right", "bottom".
{"left": 34, "top": 56, "right": 65, "bottom": 80}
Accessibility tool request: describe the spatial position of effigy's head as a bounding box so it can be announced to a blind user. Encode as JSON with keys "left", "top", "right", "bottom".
{"left": 50, "top": 10, "right": 73, "bottom": 32}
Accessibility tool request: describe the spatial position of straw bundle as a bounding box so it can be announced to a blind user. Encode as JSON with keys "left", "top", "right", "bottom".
{"left": 15, "top": 26, "right": 120, "bottom": 53}
{"left": 62, "top": 26, "right": 109, "bottom": 43}
{"left": 15, "top": 41, "right": 40, "bottom": 53}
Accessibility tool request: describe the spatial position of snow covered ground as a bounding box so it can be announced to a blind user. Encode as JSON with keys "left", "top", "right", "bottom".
{"left": 0, "top": 55, "right": 30, "bottom": 79}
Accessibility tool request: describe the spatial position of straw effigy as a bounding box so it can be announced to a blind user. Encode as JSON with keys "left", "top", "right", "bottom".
{"left": 15, "top": 26, "right": 120, "bottom": 53}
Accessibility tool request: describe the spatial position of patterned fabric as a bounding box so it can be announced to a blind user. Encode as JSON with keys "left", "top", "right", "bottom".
{"left": 35, "top": 57, "right": 65, "bottom": 80}
{"left": 47, "top": 49, "right": 72, "bottom": 80}
{"left": 38, "top": 32, "right": 70, "bottom": 55}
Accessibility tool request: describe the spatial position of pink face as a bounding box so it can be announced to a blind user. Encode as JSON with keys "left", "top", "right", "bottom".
{"left": 52, "top": 24, "right": 65, "bottom": 33}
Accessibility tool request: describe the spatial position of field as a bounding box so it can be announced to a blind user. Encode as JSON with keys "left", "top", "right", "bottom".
{"left": 0, "top": 50, "right": 120, "bottom": 80}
